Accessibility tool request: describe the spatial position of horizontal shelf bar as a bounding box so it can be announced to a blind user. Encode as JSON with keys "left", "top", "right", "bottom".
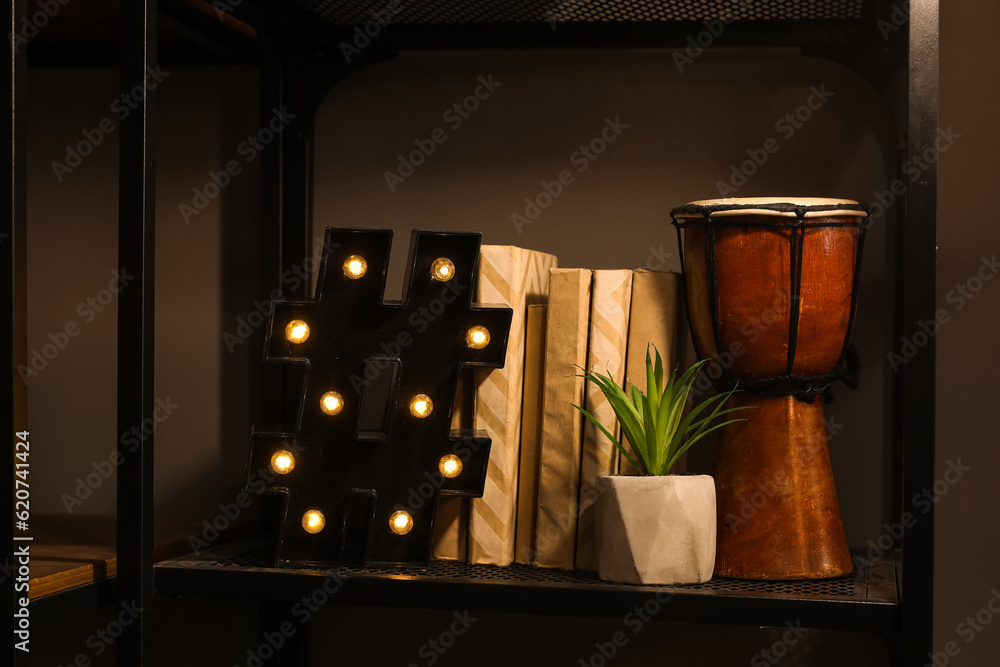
{"left": 155, "top": 538, "right": 899, "bottom": 632}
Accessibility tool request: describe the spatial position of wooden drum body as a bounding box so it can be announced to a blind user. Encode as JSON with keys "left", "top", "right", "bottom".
{"left": 672, "top": 198, "right": 868, "bottom": 579}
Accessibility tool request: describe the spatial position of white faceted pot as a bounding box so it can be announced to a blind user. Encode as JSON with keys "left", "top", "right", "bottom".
{"left": 595, "top": 474, "right": 716, "bottom": 585}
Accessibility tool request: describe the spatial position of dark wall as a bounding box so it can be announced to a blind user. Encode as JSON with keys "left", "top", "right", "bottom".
{"left": 25, "top": 1, "right": 1000, "bottom": 664}
{"left": 934, "top": 0, "right": 1000, "bottom": 665}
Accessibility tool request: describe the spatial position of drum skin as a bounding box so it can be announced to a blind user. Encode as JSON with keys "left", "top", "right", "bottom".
{"left": 680, "top": 208, "right": 859, "bottom": 579}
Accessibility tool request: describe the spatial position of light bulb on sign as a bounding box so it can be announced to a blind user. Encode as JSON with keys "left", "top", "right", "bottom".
{"left": 302, "top": 509, "right": 326, "bottom": 534}
{"left": 343, "top": 255, "right": 367, "bottom": 279}
{"left": 285, "top": 320, "right": 310, "bottom": 344}
{"left": 389, "top": 510, "right": 413, "bottom": 535}
{"left": 409, "top": 394, "right": 433, "bottom": 418}
{"left": 438, "top": 454, "right": 463, "bottom": 478}
{"left": 466, "top": 326, "right": 490, "bottom": 349}
{"left": 270, "top": 450, "right": 295, "bottom": 474}
{"left": 430, "top": 258, "right": 455, "bottom": 282}
{"left": 320, "top": 391, "right": 344, "bottom": 416}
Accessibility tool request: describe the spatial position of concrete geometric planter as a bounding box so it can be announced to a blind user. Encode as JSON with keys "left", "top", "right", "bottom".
{"left": 594, "top": 474, "right": 717, "bottom": 585}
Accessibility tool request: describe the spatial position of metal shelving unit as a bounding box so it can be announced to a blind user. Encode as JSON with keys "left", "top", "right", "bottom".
{"left": 4, "top": 1, "right": 937, "bottom": 665}
{"left": 156, "top": 538, "right": 900, "bottom": 633}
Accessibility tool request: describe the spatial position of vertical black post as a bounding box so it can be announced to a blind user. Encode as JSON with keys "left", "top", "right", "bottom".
{"left": 258, "top": 35, "right": 288, "bottom": 428}
{"left": 259, "top": 600, "right": 309, "bottom": 666}
{"left": 901, "top": 1, "right": 938, "bottom": 664}
{"left": 257, "top": 40, "right": 317, "bottom": 663}
{"left": 4, "top": 1, "right": 28, "bottom": 665}
{"left": 117, "top": 1, "right": 157, "bottom": 665}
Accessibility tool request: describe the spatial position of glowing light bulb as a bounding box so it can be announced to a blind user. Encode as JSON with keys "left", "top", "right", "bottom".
{"left": 302, "top": 509, "right": 325, "bottom": 534}
{"left": 320, "top": 391, "right": 344, "bottom": 416}
{"left": 430, "top": 257, "right": 455, "bottom": 282}
{"left": 409, "top": 394, "right": 433, "bottom": 418}
{"left": 439, "top": 454, "right": 463, "bottom": 478}
{"left": 466, "top": 326, "right": 490, "bottom": 349}
{"left": 285, "top": 320, "right": 310, "bottom": 344}
{"left": 343, "top": 255, "right": 367, "bottom": 279}
{"left": 389, "top": 510, "right": 414, "bottom": 535}
{"left": 270, "top": 450, "right": 295, "bottom": 475}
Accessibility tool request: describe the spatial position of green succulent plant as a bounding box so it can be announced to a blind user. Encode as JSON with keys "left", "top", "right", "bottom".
{"left": 573, "top": 346, "right": 750, "bottom": 476}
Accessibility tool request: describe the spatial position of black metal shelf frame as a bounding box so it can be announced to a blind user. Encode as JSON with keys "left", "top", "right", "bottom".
{"left": 3, "top": 1, "right": 937, "bottom": 666}
{"left": 155, "top": 537, "right": 901, "bottom": 633}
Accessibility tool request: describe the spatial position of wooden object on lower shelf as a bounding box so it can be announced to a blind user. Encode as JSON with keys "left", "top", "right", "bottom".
{"left": 27, "top": 515, "right": 250, "bottom": 600}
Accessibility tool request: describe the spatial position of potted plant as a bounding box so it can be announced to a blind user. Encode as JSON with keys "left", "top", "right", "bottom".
{"left": 574, "top": 348, "right": 748, "bottom": 585}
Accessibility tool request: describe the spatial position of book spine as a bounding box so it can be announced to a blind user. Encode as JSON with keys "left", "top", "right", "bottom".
{"left": 469, "top": 247, "right": 558, "bottom": 566}
{"left": 575, "top": 269, "right": 633, "bottom": 570}
{"left": 619, "top": 270, "right": 681, "bottom": 475}
{"left": 534, "top": 269, "right": 593, "bottom": 569}
{"left": 432, "top": 371, "right": 473, "bottom": 561}
{"left": 514, "top": 304, "right": 547, "bottom": 565}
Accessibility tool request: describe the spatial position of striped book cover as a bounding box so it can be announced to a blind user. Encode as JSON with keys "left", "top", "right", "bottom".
{"left": 468, "top": 246, "right": 558, "bottom": 566}
{"left": 575, "top": 269, "right": 633, "bottom": 570}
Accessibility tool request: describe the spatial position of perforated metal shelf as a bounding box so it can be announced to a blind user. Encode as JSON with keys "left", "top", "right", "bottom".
{"left": 229, "top": 0, "right": 874, "bottom": 53}
{"left": 295, "top": 0, "right": 865, "bottom": 24}
{"left": 155, "top": 537, "right": 899, "bottom": 631}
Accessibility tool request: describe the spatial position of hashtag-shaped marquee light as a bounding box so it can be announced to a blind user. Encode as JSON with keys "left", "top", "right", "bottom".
{"left": 248, "top": 229, "right": 511, "bottom": 568}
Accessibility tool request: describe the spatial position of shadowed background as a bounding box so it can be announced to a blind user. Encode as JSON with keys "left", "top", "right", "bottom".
{"left": 26, "top": 1, "right": 999, "bottom": 664}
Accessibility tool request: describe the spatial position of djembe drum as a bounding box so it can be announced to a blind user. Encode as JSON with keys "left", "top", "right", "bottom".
{"left": 671, "top": 198, "right": 868, "bottom": 580}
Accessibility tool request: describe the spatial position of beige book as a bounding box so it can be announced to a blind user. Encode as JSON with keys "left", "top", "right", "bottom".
{"left": 575, "top": 269, "right": 633, "bottom": 570}
{"left": 534, "top": 269, "right": 593, "bottom": 569}
{"left": 619, "top": 270, "right": 681, "bottom": 475}
{"left": 469, "top": 247, "right": 559, "bottom": 566}
{"left": 513, "top": 304, "right": 547, "bottom": 565}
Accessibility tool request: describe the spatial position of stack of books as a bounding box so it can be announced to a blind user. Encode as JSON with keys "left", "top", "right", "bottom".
{"left": 433, "top": 246, "right": 681, "bottom": 570}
